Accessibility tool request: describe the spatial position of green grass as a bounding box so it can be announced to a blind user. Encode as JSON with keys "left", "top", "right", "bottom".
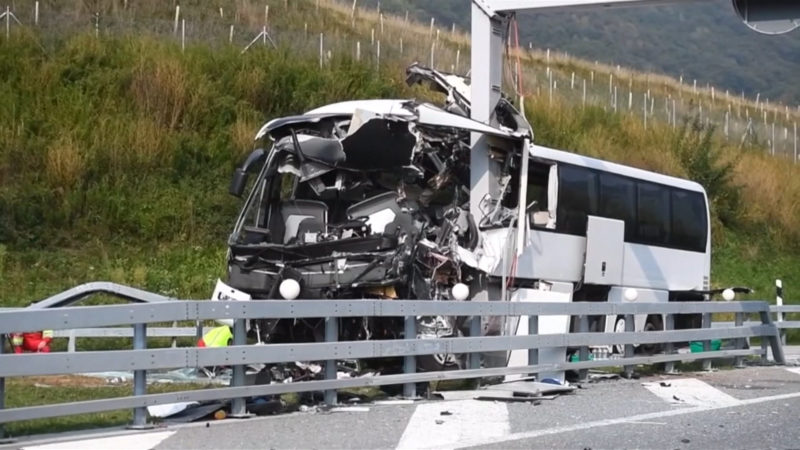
{"left": 3, "top": 378, "right": 211, "bottom": 437}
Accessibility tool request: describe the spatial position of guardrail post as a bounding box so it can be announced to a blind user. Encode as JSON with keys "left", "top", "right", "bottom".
{"left": 702, "top": 312, "right": 712, "bottom": 371}
{"left": 577, "top": 315, "right": 589, "bottom": 381}
{"left": 130, "top": 323, "right": 149, "bottom": 429}
{"left": 324, "top": 317, "right": 338, "bottom": 406}
{"left": 171, "top": 321, "right": 178, "bottom": 348}
{"left": 403, "top": 315, "right": 417, "bottom": 398}
{"left": 734, "top": 312, "right": 746, "bottom": 368}
{"left": 663, "top": 313, "right": 676, "bottom": 374}
{"left": 528, "top": 314, "right": 538, "bottom": 378}
{"left": 623, "top": 314, "right": 634, "bottom": 378}
{"left": 776, "top": 280, "right": 786, "bottom": 345}
{"left": 760, "top": 307, "right": 785, "bottom": 365}
{"left": 68, "top": 329, "right": 76, "bottom": 353}
{"left": 469, "top": 315, "right": 481, "bottom": 371}
{"left": 230, "top": 318, "right": 248, "bottom": 417}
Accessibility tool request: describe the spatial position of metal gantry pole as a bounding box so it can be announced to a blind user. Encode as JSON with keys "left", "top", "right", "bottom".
{"left": 130, "top": 323, "right": 148, "bottom": 429}
{"left": 403, "top": 316, "right": 417, "bottom": 398}
{"left": 324, "top": 317, "right": 338, "bottom": 406}
{"left": 230, "top": 318, "right": 248, "bottom": 417}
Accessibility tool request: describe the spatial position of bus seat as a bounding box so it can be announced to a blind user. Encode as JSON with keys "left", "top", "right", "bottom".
{"left": 280, "top": 200, "right": 328, "bottom": 244}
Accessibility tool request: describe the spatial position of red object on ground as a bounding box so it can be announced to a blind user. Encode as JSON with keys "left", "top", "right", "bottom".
{"left": 12, "top": 331, "right": 52, "bottom": 353}
{"left": 197, "top": 339, "right": 207, "bottom": 347}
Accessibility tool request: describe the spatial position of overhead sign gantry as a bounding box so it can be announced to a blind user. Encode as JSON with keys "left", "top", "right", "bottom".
{"left": 468, "top": 0, "right": 800, "bottom": 219}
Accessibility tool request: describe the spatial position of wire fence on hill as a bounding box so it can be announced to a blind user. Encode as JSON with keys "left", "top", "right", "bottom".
{"left": 1, "top": 0, "right": 797, "bottom": 161}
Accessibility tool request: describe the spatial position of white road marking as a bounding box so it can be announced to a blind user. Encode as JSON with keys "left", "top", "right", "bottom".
{"left": 396, "top": 399, "right": 509, "bottom": 450}
{"left": 451, "top": 390, "right": 800, "bottom": 449}
{"left": 21, "top": 431, "right": 175, "bottom": 450}
{"left": 785, "top": 367, "right": 800, "bottom": 376}
{"left": 641, "top": 378, "right": 740, "bottom": 408}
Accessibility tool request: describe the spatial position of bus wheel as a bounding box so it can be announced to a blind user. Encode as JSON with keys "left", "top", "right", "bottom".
{"left": 640, "top": 316, "right": 664, "bottom": 355}
{"left": 613, "top": 316, "right": 627, "bottom": 355}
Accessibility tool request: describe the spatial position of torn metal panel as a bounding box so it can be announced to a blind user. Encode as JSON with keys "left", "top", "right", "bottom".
{"left": 227, "top": 66, "right": 531, "bottom": 372}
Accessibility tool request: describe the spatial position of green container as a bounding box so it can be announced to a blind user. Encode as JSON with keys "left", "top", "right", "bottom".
{"left": 690, "top": 340, "right": 722, "bottom": 353}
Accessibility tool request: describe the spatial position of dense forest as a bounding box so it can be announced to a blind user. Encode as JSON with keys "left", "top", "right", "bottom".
{"left": 357, "top": 0, "right": 800, "bottom": 104}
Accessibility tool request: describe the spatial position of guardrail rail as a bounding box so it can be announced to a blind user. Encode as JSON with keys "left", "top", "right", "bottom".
{"left": 0, "top": 295, "right": 790, "bottom": 439}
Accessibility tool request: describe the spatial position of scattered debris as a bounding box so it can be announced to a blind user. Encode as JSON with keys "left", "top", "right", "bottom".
{"left": 587, "top": 373, "right": 620, "bottom": 383}
{"left": 660, "top": 382, "right": 672, "bottom": 387}
{"left": 147, "top": 402, "right": 199, "bottom": 418}
{"left": 440, "top": 410, "right": 452, "bottom": 416}
{"left": 435, "top": 419, "right": 445, "bottom": 425}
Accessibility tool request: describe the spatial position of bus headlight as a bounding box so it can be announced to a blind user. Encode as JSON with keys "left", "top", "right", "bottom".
{"left": 279, "top": 279, "right": 301, "bottom": 300}
{"left": 452, "top": 283, "right": 469, "bottom": 301}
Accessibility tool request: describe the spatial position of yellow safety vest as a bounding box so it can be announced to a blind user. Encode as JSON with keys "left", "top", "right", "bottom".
{"left": 203, "top": 326, "right": 233, "bottom": 348}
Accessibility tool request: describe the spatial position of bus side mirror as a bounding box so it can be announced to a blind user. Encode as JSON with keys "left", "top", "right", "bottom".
{"left": 230, "top": 148, "right": 267, "bottom": 197}
{"left": 229, "top": 169, "right": 248, "bottom": 198}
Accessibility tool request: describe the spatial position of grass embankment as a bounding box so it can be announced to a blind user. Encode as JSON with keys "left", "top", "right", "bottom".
{"left": 1, "top": 29, "right": 798, "bottom": 307}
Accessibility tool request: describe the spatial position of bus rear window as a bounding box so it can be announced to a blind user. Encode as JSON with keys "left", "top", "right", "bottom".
{"left": 671, "top": 190, "right": 707, "bottom": 252}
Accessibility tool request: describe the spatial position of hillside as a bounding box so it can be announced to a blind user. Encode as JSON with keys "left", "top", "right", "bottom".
{"left": 357, "top": 0, "right": 800, "bottom": 105}
{"left": 0, "top": 0, "right": 798, "bottom": 318}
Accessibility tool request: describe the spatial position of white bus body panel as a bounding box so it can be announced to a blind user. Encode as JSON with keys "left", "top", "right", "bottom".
{"left": 484, "top": 228, "right": 585, "bottom": 282}
{"left": 622, "top": 244, "right": 707, "bottom": 291}
{"left": 507, "top": 284, "right": 573, "bottom": 383}
{"left": 584, "top": 216, "right": 625, "bottom": 285}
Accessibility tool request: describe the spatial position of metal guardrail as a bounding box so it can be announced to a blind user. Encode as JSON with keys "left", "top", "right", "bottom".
{"left": 0, "top": 298, "right": 789, "bottom": 437}
{"left": 44, "top": 305, "right": 800, "bottom": 352}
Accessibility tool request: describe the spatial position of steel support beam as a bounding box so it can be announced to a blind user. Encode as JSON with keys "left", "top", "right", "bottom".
{"left": 469, "top": 2, "right": 505, "bottom": 222}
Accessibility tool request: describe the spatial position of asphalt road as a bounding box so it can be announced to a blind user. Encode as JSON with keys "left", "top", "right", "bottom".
{"left": 8, "top": 364, "right": 800, "bottom": 450}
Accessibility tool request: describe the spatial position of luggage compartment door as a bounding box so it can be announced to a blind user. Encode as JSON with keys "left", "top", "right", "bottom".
{"left": 584, "top": 216, "right": 625, "bottom": 285}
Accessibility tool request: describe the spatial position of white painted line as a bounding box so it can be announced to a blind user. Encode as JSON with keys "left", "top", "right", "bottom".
{"left": 785, "top": 367, "right": 800, "bottom": 376}
{"left": 396, "top": 400, "right": 509, "bottom": 450}
{"left": 22, "top": 431, "right": 175, "bottom": 450}
{"left": 330, "top": 406, "right": 370, "bottom": 412}
{"left": 641, "top": 378, "right": 740, "bottom": 408}
{"left": 451, "top": 390, "right": 800, "bottom": 449}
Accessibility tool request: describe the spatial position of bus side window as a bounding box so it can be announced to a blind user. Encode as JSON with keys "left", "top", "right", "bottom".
{"left": 526, "top": 162, "right": 551, "bottom": 227}
{"left": 599, "top": 173, "right": 636, "bottom": 241}
{"left": 636, "top": 182, "right": 670, "bottom": 246}
{"left": 557, "top": 165, "right": 598, "bottom": 236}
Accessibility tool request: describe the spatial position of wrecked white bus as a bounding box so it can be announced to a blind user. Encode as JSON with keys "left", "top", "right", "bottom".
{"left": 224, "top": 65, "right": 711, "bottom": 371}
